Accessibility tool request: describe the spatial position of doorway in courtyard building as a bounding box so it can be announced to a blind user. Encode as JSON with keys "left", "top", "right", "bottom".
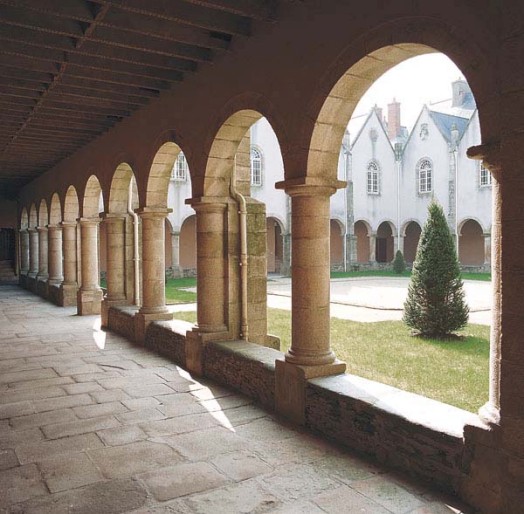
{"left": 330, "top": 219, "right": 344, "bottom": 269}
{"left": 266, "top": 217, "right": 283, "bottom": 274}
{"left": 459, "top": 219, "right": 485, "bottom": 267}
{"left": 313, "top": 48, "right": 490, "bottom": 413}
{"left": 0, "top": 228, "right": 15, "bottom": 261}
{"left": 403, "top": 221, "right": 422, "bottom": 264}
{"left": 376, "top": 222, "right": 394, "bottom": 263}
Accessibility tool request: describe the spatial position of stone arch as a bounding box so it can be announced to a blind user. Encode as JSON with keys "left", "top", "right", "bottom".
{"left": 179, "top": 214, "right": 196, "bottom": 271}
{"left": 354, "top": 219, "right": 371, "bottom": 264}
{"left": 306, "top": 25, "right": 489, "bottom": 183}
{"left": 204, "top": 110, "right": 265, "bottom": 197}
{"left": 49, "top": 194, "right": 62, "bottom": 225}
{"left": 330, "top": 218, "right": 344, "bottom": 267}
{"left": 376, "top": 221, "right": 395, "bottom": 263}
{"left": 459, "top": 218, "right": 485, "bottom": 266}
{"left": 403, "top": 221, "right": 422, "bottom": 264}
{"left": 109, "top": 163, "right": 137, "bottom": 214}
{"left": 146, "top": 142, "right": 182, "bottom": 208}
{"left": 20, "top": 207, "right": 28, "bottom": 229}
{"left": 63, "top": 186, "right": 79, "bottom": 222}
{"left": 82, "top": 175, "right": 104, "bottom": 218}
{"left": 266, "top": 216, "right": 285, "bottom": 274}
{"left": 38, "top": 199, "right": 48, "bottom": 227}
{"left": 29, "top": 204, "right": 37, "bottom": 228}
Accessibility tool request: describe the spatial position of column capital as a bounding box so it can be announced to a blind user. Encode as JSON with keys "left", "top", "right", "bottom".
{"left": 275, "top": 177, "right": 346, "bottom": 197}
{"left": 36, "top": 226, "right": 48, "bottom": 233}
{"left": 19, "top": 227, "right": 28, "bottom": 233}
{"left": 78, "top": 217, "right": 101, "bottom": 226}
{"left": 185, "top": 196, "right": 229, "bottom": 211}
{"left": 467, "top": 141, "right": 501, "bottom": 177}
{"left": 46, "top": 224, "right": 62, "bottom": 231}
{"left": 60, "top": 221, "right": 77, "bottom": 228}
{"left": 28, "top": 227, "right": 37, "bottom": 233}
{"left": 101, "top": 212, "right": 127, "bottom": 221}
{"left": 135, "top": 207, "right": 172, "bottom": 219}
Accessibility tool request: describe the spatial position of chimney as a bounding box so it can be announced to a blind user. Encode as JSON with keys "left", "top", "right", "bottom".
{"left": 451, "top": 78, "right": 471, "bottom": 108}
{"left": 387, "top": 99, "right": 401, "bottom": 140}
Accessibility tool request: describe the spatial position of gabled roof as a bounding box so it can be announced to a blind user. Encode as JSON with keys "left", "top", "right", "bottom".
{"left": 428, "top": 110, "right": 470, "bottom": 143}
{"left": 349, "top": 108, "right": 395, "bottom": 154}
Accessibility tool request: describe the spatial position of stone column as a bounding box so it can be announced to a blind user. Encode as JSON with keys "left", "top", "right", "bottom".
{"left": 134, "top": 208, "right": 172, "bottom": 342}
{"left": 77, "top": 218, "right": 103, "bottom": 315}
{"left": 37, "top": 227, "right": 49, "bottom": 280}
{"left": 184, "top": 198, "right": 229, "bottom": 374}
{"left": 47, "top": 225, "right": 63, "bottom": 284}
{"left": 60, "top": 221, "right": 78, "bottom": 306}
{"left": 171, "top": 231, "right": 182, "bottom": 277}
{"left": 101, "top": 214, "right": 127, "bottom": 327}
{"left": 27, "top": 227, "right": 39, "bottom": 292}
{"left": 274, "top": 180, "right": 346, "bottom": 424}
{"left": 19, "top": 229, "right": 29, "bottom": 274}
{"left": 484, "top": 232, "right": 491, "bottom": 268}
{"left": 369, "top": 232, "right": 377, "bottom": 263}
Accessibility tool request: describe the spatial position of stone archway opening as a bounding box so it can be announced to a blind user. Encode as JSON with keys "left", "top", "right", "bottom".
{"left": 459, "top": 219, "right": 485, "bottom": 267}
{"left": 266, "top": 217, "right": 284, "bottom": 274}
{"left": 354, "top": 220, "right": 371, "bottom": 264}
{"left": 403, "top": 221, "right": 422, "bottom": 264}
{"left": 376, "top": 221, "right": 394, "bottom": 263}
{"left": 330, "top": 219, "right": 344, "bottom": 270}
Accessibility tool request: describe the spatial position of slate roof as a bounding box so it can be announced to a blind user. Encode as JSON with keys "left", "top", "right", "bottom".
{"left": 427, "top": 110, "right": 470, "bottom": 143}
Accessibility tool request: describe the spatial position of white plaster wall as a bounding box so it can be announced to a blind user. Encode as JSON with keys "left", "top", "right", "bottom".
{"left": 167, "top": 170, "right": 194, "bottom": 232}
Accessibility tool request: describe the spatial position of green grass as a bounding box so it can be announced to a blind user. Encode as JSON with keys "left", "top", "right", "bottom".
{"left": 331, "top": 269, "right": 491, "bottom": 281}
{"left": 165, "top": 277, "right": 196, "bottom": 304}
{"left": 172, "top": 307, "right": 489, "bottom": 413}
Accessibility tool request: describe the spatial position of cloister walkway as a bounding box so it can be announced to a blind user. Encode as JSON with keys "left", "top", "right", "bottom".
{"left": 0, "top": 285, "right": 470, "bottom": 514}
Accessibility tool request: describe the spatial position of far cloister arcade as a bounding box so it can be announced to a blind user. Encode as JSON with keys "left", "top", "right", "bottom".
{"left": 13, "top": 11, "right": 522, "bottom": 509}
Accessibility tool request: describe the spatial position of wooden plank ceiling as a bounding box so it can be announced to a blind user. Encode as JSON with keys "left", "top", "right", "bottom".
{"left": 0, "top": 0, "right": 273, "bottom": 196}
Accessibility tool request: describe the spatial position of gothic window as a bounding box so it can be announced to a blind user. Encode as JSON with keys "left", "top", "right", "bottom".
{"left": 250, "top": 146, "right": 263, "bottom": 186}
{"left": 417, "top": 158, "right": 433, "bottom": 194}
{"left": 480, "top": 164, "right": 492, "bottom": 187}
{"left": 171, "top": 152, "right": 188, "bottom": 181}
{"left": 367, "top": 160, "right": 380, "bottom": 194}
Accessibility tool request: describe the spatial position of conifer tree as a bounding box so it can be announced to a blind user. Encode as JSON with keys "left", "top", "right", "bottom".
{"left": 393, "top": 250, "right": 406, "bottom": 274}
{"left": 403, "top": 200, "right": 469, "bottom": 337}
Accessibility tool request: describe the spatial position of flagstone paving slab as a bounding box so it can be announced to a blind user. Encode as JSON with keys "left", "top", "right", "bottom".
{"left": 0, "top": 286, "right": 472, "bottom": 513}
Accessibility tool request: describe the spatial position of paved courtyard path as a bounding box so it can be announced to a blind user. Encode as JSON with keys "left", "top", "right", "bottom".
{"left": 0, "top": 285, "right": 472, "bottom": 513}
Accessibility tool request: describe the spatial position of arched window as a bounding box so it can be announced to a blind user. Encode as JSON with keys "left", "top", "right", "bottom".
{"left": 367, "top": 160, "right": 380, "bottom": 194}
{"left": 171, "top": 152, "right": 187, "bottom": 181}
{"left": 250, "top": 146, "right": 263, "bottom": 186}
{"left": 479, "top": 163, "right": 492, "bottom": 187}
{"left": 417, "top": 158, "right": 432, "bottom": 194}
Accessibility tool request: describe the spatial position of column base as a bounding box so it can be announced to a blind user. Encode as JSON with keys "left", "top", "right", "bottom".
{"left": 275, "top": 358, "right": 346, "bottom": 425}
{"left": 37, "top": 277, "right": 49, "bottom": 299}
{"left": 47, "top": 282, "right": 62, "bottom": 306}
{"left": 134, "top": 310, "right": 173, "bottom": 344}
{"left": 60, "top": 283, "right": 78, "bottom": 307}
{"left": 77, "top": 288, "right": 103, "bottom": 316}
{"left": 27, "top": 274, "right": 38, "bottom": 293}
{"left": 185, "top": 329, "right": 231, "bottom": 376}
{"left": 479, "top": 401, "right": 501, "bottom": 427}
{"left": 101, "top": 297, "right": 129, "bottom": 328}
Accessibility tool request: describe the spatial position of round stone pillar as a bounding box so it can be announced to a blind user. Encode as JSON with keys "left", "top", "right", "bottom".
{"left": 104, "top": 214, "right": 126, "bottom": 302}
{"left": 19, "top": 229, "right": 29, "bottom": 274}
{"left": 37, "top": 226, "right": 49, "bottom": 280}
{"left": 286, "top": 185, "right": 338, "bottom": 366}
{"left": 138, "top": 208, "right": 170, "bottom": 315}
{"left": 191, "top": 200, "right": 227, "bottom": 333}
{"left": 77, "top": 218, "right": 103, "bottom": 315}
{"left": 28, "top": 227, "right": 39, "bottom": 276}
{"left": 61, "top": 222, "right": 77, "bottom": 286}
{"left": 47, "top": 225, "right": 63, "bottom": 284}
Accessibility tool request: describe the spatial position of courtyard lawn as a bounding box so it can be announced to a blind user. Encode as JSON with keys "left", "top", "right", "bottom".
{"left": 165, "top": 277, "right": 197, "bottom": 304}
{"left": 330, "top": 269, "right": 491, "bottom": 281}
{"left": 172, "top": 307, "right": 489, "bottom": 413}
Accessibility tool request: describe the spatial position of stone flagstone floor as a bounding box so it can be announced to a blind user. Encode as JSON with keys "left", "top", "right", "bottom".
{"left": 0, "top": 285, "right": 474, "bottom": 513}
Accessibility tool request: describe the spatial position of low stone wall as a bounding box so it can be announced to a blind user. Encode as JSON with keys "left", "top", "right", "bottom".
{"left": 145, "top": 320, "right": 191, "bottom": 367}
{"left": 48, "top": 284, "right": 61, "bottom": 306}
{"left": 204, "top": 341, "right": 282, "bottom": 410}
{"left": 108, "top": 306, "right": 137, "bottom": 342}
{"left": 305, "top": 373, "right": 484, "bottom": 493}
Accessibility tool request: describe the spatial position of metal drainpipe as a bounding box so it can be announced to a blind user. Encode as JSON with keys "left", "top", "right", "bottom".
{"left": 127, "top": 179, "right": 140, "bottom": 306}
{"left": 230, "top": 157, "right": 249, "bottom": 341}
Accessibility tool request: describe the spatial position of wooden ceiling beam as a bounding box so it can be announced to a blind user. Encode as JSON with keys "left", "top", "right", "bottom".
{"left": 50, "top": 87, "right": 150, "bottom": 106}
{"left": 59, "top": 76, "right": 160, "bottom": 97}
{"left": 183, "top": 0, "right": 274, "bottom": 20}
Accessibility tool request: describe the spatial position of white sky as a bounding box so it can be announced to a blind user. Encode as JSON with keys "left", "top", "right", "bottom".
{"left": 347, "top": 53, "right": 464, "bottom": 138}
